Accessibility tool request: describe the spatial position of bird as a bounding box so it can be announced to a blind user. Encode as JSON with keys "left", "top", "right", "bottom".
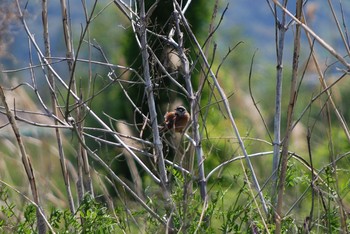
{"left": 162, "top": 45, "right": 189, "bottom": 77}
{"left": 161, "top": 106, "right": 190, "bottom": 133}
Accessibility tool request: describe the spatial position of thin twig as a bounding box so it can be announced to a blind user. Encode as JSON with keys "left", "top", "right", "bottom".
{"left": 275, "top": 0, "right": 302, "bottom": 232}
{"left": 0, "top": 86, "right": 46, "bottom": 233}
{"left": 327, "top": 0, "right": 350, "bottom": 56}
{"left": 173, "top": 0, "right": 207, "bottom": 203}
{"left": 15, "top": 0, "right": 160, "bottom": 184}
{"left": 69, "top": 118, "right": 166, "bottom": 226}
{"left": 174, "top": 0, "right": 268, "bottom": 215}
{"left": 272, "top": 0, "right": 350, "bottom": 70}
{"left": 248, "top": 49, "right": 273, "bottom": 142}
{"left": 137, "top": 2, "right": 174, "bottom": 231}
{"left": 271, "top": 0, "right": 287, "bottom": 207}
{"left": 0, "top": 180, "right": 55, "bottom": 233}
{"left": 42, "top": 0, "right": 75, "bottom": 213}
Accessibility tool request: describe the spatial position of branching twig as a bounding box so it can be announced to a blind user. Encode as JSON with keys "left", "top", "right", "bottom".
{"left": 301, "top": 11, "right": 350, "bottom": 143}
{"left": 42, "top": 0, "right": 75, "bottom": 213}
{"left": 69, "top": 117, "right": 166, "bottom": 226}
{"left": 136, "top": 1, "right": 174, "bottom": 231}
{"left": 174, "top": 0, "right": 268, "bottom": 215}
{"left": 271, "top": 0, "right": 287, "bottom": 207}
{"left": 15, "top": 0, "right": 160, "bottom": 185}
{"left": 0, "top": 86, "right": 46, "bottom": 233}
{"left": 272, "top": 0, "right": 350, "bottom": 70}
{"left": 172, "top": 3, "right": 208, "bottom": 203}
{"left": 0, "top": 180, "right": 55, "bottom": 233}
{"left": 275, "top": 0, "right": 302, "bottom": 231}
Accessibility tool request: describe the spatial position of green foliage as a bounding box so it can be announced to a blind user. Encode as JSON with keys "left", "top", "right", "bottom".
{"left": 0, "top": 187, "right": 16, "bottom": 232}
{"left": 285, "top": 161, "right": 310, "bottom": 188}
{"left": 17, "top": 204, "right": 37, "bottom": 234}
{"left": 218, "top": 185, "right": 250, "bottom": 233}
{"left": 214, "top": 176, "right": 270, "bottom": 233}
{"left": 141, "top": 170, "right": 276, "bottom": 233}
{"left": 321, "top": 207, "right": 341, "bottom": 233}
{"left": 78, "top": 194, "right": 118, "bottom": 233}
{"left": 0, "top": 191, "right": 121, "bottom": 233}
{"left": 0, "top": 157, "right": 349, "bottom": 233}
{"left": 280, "top": 216, "right": 298, "bottom": 233}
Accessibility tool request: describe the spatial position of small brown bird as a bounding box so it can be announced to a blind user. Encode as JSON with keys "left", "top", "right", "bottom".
{"left": 161, "top": 106, "right": 190, "bottom": 133}
{"left": 162, "top": 45, "right": 189, "bottom": 77}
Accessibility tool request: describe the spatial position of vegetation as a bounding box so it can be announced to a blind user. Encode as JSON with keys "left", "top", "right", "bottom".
{"left": 0, "top": 0, "right": 350, "bottom": 233}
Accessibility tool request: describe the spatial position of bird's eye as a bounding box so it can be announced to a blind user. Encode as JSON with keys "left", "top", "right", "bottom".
{"left": 176, "top": 106, "right": 186, "bottom": 113}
